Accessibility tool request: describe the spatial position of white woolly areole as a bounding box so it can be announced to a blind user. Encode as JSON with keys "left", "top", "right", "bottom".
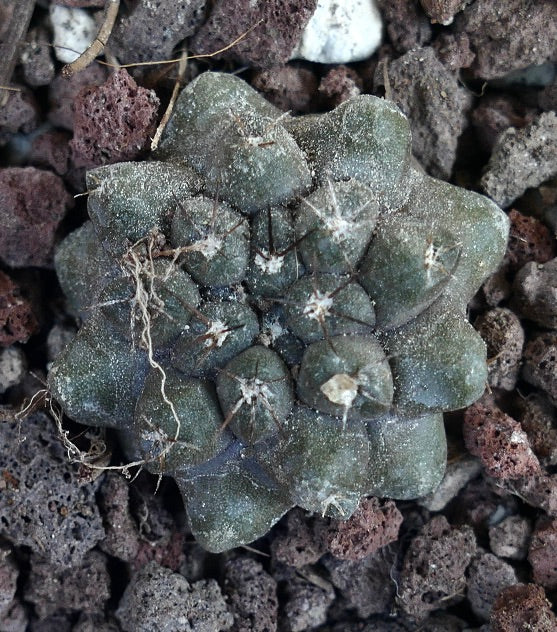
{"left": 254, "top": 250, "right": 285, "bottom": 274}
{"left": 303, "top": 290, "right": 334, "bottom": 321}
{"left": 239, "top": 377, "right": 272, "bottom": 404}
{"left": 204, "top": 320, "right": 229, "bottom": 348}
{"left": 194, "top": 234, "right": 222, "bottom": 260}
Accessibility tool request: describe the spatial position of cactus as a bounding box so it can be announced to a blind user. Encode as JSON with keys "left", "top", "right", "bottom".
{"left": 48, "top": 72, "right": 509, "bottom": 552}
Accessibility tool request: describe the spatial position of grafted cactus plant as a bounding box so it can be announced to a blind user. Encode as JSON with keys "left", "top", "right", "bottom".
{"left": 48, "top": 72, "right": 509, "bottom": 552}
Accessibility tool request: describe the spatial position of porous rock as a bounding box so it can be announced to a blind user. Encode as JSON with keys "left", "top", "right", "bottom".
{"left": 115, "top": 561, "right": 233, "bottom": 632}
{"left": 190, "top": 0, "right": 317, "bottom": 68}
{"left": 318, "top": 65, "right": 363, "bottom": 108}
{"left": 70, "top": 69, "right": 159, "bottom": 169}
{"left": 463, "top": 401, "right": 540, "bottom": 479}
{"left": 19, "top": 27, "right": 55, "bottom": 87}
{"left": 397, "top": 515, "right": 476, "bottom": 620}
{"left": 518, "top": 394, "right": 557, "bottom": 467}
{"left": 490, "top": 583, "right": 557, "bottom": 632}
{"left": 481, "top": 111, "right": 557, "bottom": 208}
{"left": 471, "top": 97, "right": 536, "bottom": 154}
{"left": 419, "top": 0, "right": 470, "bottom": 25}
{"left": 29, "top": 130, "right": 71, "bottom": 177}
{"left": 456, "top": 0, "right": 557, "bottom": 79}
{"left": 375, "top": 46, "right": 472, "bottom": 180}
{"left": 97, "top": 472, "right": 140, "bottom": 563}
{"left": 376, "top": 0, "right": 432, "bottom": 53}
{"left": 252, "top": 66, "right": 318, "bottom": 113}
{"left": 513, "top": 473, "right": 557, "bottom": 517}
{"left": 0, "top": 413, "right": 105, "bottom": 567}
{"left": 528, "top": 517, "right": 557, "bottom": 589}
{"left": 505, "top": 209, "right": 556, "bottom": 272}
{"left": 0, "top": 167, "right": 72, "bottom": 268}
{"left": 512, "top": 258, "right": 557, "bottom": 329}
{"left": 48, "top": 64, "right": 107, "bottom": 131}
{"left": 522, "top": 332, "right": 557, "bottom": 405}
{"left": 282, "top": 574, "right": 335, "bottom": 632}
{"left": 223, "top": 557, "right": 278, "bottom": 632}
{"left": 466, "top": 552, "right": 518, "bottom": 621}
{"left": 0, "top": 87, "right": 40, "bottom": 143}
{"left": 24, "top": 551, "right": 110, "bottom": 619}
{"left": 432, "top": 32, "right": 474, "bottom": 71}
{"left": 323, "top": 550, "right": 397, "bottom": 618}
{"left": 270, "top": 508, "right": 328, "bottom": 568}
{"left": 489, "top": 515, "right": 532, "bottom": 561}
{"left": 0, "top": 271, "right": 38, "bottom": 347}
{"left": 0, "top": 550, "right": 18, "bottom": 619}
{"left": 109, "top": 0, "right": 205, "bottom": 64}
{"left": 326, "top": 497, "right": 403, "bottom": 560}
{"left": 474, "top": 307, "right": 524, "bottom": 391}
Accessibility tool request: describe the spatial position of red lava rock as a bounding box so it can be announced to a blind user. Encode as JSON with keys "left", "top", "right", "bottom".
{"left": 0, "top": 87, "right": 40, "bottom": 143}
{"left": 489, "top": 515, "right": 532, "bottom": 561}
{"left": 490, "top": 583, "right": 557, "bottom": 632}
{"left": 223, "top": 557, "right": 278, "bottom": 632}
{"left": 375, "top": 46, "right": 472, "bottom": 180}
{"left": 190, "top": 0, "right": 318, "bottom": 68}
{"left": 512, "top": 258, "right": 557, "bottom": 329}
{"left": 70, "top": 69, "right": 159, "bottom": 169}
{"left": 471, "top": 96, "right": 536, "bottom": 154}
{"left": 528, "top": 517, "right": 557, "bottom": 589}
{"left": 270, "top": 508, "right": 328, "bottom": 568}
{"left": 522, "top": 332, "right": 557, "bottom": 406}
{"left": 0, "top": 271, "right": 38, "bottom": 347}
{"left": 518, "top": 394, "right": 557, "bottom": 467}
{"left": 326, "top": 497, "right": 403, "bottom": 561}
{"left": 506, "top": 209, "right": 556, "bottom": 272}
{"left": 376, "top": 0, "right": 432, "bottom": 53}
{"left": 109, "top": 0, "right": 205, "bottom": 64}
{"left": 251, "top": 66, "right": 318, "bottom": 113}
{"left": 513, "top": 473, "right": 557, "bottom": 517}
{"left": 463, "top": 401, "right": 541, "bottom": 479}
{"left": 0, "top": 167, "right": 73, "bottom": 268}
{"left": 474, "top": 307, "right": 524, "bottom": 391}
{"left": 481, "top": 111, "right": 557, "bottom": 208}
{"left": 48, "top": 64, "right": 108, "bottom": 131}
{"left": 466, "top": 552, "right": 518, "bottom": 621}
{"left": 432, "top": 32, "right": 474, "bottom": 71}
{"left": 456, "top": 0, "right": 557, "bottom": 80}
{"left": 29, "top": 130, "right": 71, "bottom": 176}
{"left": 419, "top": 0, "right": 470, "bottom": 25}
{"left": 318, "top": 66, "right": 363, "bottom": 108}
{"left": 397, "top": 515, "right": 476, "bottom": 620}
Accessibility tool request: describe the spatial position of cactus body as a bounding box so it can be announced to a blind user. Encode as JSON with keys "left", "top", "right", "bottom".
{"left": 49, "top": 72, "right": 509, "bottom": 552}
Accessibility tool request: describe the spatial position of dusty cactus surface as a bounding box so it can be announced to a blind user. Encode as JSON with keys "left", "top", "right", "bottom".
{"left": 48, "top": 71, "right": 509, "bottom": 552}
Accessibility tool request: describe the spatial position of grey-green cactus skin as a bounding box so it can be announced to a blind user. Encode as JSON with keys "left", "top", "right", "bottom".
{"left": 48, "top": 71, "right": 509, "bottom": 553}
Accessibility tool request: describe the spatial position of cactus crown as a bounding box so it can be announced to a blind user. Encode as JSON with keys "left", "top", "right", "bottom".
{"left": 49, "top": 72, "right": 509, "bottom": 552}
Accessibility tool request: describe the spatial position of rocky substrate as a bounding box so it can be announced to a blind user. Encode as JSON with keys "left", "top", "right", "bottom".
{"left": 1, "top": 1, "right": 556, "bottom": 630}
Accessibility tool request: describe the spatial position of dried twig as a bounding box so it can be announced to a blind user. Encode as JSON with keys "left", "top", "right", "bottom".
{"left": 62, "top": 0, "right": 120, "bottom": 78}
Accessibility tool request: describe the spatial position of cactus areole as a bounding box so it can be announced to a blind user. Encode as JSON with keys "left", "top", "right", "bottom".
{"left": 49, "top": 72, "right": 509, "bottom": 552}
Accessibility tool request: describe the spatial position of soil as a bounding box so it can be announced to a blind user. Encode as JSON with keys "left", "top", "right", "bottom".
{"left": 1, "top": 1, "right": 557, "bottom": 630}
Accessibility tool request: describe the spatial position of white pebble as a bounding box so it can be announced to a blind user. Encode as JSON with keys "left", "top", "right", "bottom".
{"left": 50, "top": 4, "right": 96, "bottom": 64}
{"left": 292, "top": 0, "right": 383, "bottom": 64}
{"left": 0, "top": 347, "right": 26, "bottom": 394}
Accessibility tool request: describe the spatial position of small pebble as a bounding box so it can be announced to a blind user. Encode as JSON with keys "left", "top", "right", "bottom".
{"left": 489, "top": 515, "right": 532, "bottom": 560}
{"left": 49, "top": 4, "right": 96, "bottom": 64}
{"left": 292, "top": 0, "right": 383, "bottom": 64}
{"left": 0, "top": 347, "right": 25, "bottom": 394}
